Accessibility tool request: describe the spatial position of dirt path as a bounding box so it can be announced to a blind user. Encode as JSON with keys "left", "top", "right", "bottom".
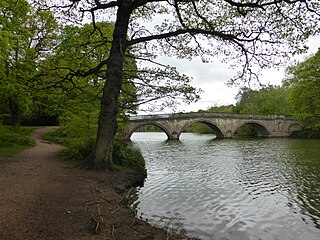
{"left": 0, "top": 128, "right": 186, "bottom": 240}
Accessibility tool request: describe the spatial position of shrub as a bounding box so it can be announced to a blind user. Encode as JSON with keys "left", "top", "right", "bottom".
{"left": 0, "top": 125, "right": 35, "bottom": 147}
{"left": 43, "top": 127, "right": 68, "bottom": 145}
{"left": 290, "top": 129, "right": 320, "bottom": 138}
{"left": 112, "top": 140, "right": 147, "bottom": 176}
{"left": 60, "top": 137, "right": 96, "bottom": 162}
{"left": 44, "top": 127, "right": 147, "bottom": 175}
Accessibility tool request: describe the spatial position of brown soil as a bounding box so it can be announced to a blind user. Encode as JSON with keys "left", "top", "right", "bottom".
{"left": 0, "top": 128, "right": 188, "bottom": 240}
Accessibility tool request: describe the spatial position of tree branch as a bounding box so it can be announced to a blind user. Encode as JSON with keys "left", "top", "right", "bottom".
{"left": 127, "top": 28, "right": 243, "bottom": 46}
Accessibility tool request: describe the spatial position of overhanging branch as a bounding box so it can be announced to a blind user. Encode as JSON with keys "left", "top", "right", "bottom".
{"left": 127, "top": 28, "right": 243, "bottom": 46}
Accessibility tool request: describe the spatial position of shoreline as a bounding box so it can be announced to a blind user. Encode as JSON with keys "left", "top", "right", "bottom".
{"left": 0, "top": 127, "right": 193, "bottom": 239}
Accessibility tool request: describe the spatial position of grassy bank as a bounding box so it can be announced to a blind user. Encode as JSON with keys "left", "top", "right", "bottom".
{"left": 44, "top": 127, "right": 147, "bottom": 175}
{"left": 0, "top": 126, "right": 36, "bottom": 156}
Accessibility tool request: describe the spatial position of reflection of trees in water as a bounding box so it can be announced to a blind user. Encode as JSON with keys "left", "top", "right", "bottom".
{"left": 233, "top": 138, "right": 320, "bottom": 229}
{"left": 234, "top": 139, "right": 293, "bottom": 201}
{"left": 284, "top": 139, "right": 320, "bottom": 229}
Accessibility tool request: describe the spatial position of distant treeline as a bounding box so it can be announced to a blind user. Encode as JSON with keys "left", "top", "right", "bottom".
{"left": 135, "top": 68, "right": 320, "bottom": 137}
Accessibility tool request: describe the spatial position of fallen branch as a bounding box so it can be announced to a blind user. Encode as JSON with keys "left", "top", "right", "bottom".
{"left": 84, "top": 200, "right": 106, "bottom": 206}
{"left": 92, "top": 217, "right": 100, "bottom": 234}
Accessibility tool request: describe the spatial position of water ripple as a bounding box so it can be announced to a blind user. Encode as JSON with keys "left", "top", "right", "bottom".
{"left": 131, "top": 133, "right": 320, "bottom": 240}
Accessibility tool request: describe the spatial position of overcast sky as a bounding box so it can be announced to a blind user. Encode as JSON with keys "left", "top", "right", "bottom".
{"left": 146, "top": 35, "right": 319, "bottom": 114}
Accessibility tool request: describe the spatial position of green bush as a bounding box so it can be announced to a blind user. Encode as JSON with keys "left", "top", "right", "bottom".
{"left": 290, "top": 129, "right": 320, "bottom": 138}
{"left": 184, "top": 122, "right": 214, "bottom": 134}
{"left": 112, "top": 140, "right": 146, "bottom": 176}
{"left": 60, "top": 137, "right": 96, "bottom": 162}
{"left": 0, "top": 125, "right": 35, "bottom": 147}
{"left": 44, "top": 127, "right": 146, "bottom": 175}
{"left": 0, "top": 125, "right": 36, "bottom": 155}
{"left": 44, "top": 106, "right": 146, "bottom": 173}
{"left": 43, "top": 127, "right": 68, "bottom": 145}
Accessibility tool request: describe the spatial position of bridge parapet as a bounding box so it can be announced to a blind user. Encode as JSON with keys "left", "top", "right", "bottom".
{"left": 128, "top": 112, "right": 296, "bottom": 121}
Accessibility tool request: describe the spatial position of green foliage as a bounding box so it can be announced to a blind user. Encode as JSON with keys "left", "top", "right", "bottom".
{"left": 234, "top": 125, "right": 258, "bottom": 137}
{"left": 43, "top": 127, "right": 68, "bottom": 145}
{"left": 285, "top": 50, "right": 320, "bottom": 130}
{"left": 59, "top": 104, "right": 99, "bottom": 139}
{"left": 44, "top": 127, "right": 95, "bottom": 164}
{"left": 184, "top": 122, "right": 214, "bottom": 134}
{"left": 44, "top": 123, "right": 146, "bottom": 174}
{"left": 32, "top": 20, "right": 143, "bottom": 170}
{"left": 44, "top": 110, "right": 98, "bottom": 163}
{"left": 235, "top": 86, "right": 292, "bottom": 115}
{"left": 33, "top": 21, "right": 139, "bottom": 123}
{"left": 112, "top": 140, "right": 146, "bottom": 176}
{"left": 0, "top": 125, "right": 35, "bottom": 147}
{"left": 0, "top": 125, "right": 35, "bottom": 155}
{"left": 60, "top": 137, "right": 96, "bottom": 164}
{"left": 0, "top": 0, "right": 32, "bottom": 125}
{"left": 0, "top": 1, "right": 60, "bottom": 126}
{"left": 205, "top": 105, "right": 236, "bottom": 113}
{"left": 290, "top": 129, "right": 320, "bottom": 139}
{"left": 186, "top": 88, "right": 293, "bottom": 134}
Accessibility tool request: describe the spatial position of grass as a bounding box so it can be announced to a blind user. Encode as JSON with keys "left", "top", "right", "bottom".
{"left": 0, "top": 144, "right": 34, "bottom": 156}
{"left": 0, "top": 126, "right": 37, "bottom": 156}
{"left": 43, "top": 127, "right": 146, "bottom": 175}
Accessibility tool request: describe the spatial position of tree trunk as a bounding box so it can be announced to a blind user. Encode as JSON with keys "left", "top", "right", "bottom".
{"left": 6, "top": 59, "right": 21, "bottom": 127}
{"left": 85, "top": 5, "right": 131, "bottom": 169}
{"left": 9, "top": 97, "right": 21, "bottom": 127}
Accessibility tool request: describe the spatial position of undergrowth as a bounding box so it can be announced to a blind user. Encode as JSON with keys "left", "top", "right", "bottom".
{"left": 290, "top": 129, "right": 320, "bottom": 138}
{"left": 44, "top": 127, "right": 146, "bottom": 175}
{"left": 0, "top": 125, "right": 36, "bottom": 156}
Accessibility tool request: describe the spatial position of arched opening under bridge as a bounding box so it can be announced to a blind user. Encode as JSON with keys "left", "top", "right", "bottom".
{"left": 180, "top": 121, "right": 225, "bottom": 140}
{"left": 233, "top": 122, "right": 270, "bottom": 138}
{"left": 128, "top": 123, "right": 170, "bottom": 141}
{"left": 288, "top": 123, "right": 302, "bottom": 136}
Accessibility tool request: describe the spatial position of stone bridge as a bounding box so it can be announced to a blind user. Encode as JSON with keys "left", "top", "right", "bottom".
{"left": 117, "top": 112, "right": 302, "bottom": 140}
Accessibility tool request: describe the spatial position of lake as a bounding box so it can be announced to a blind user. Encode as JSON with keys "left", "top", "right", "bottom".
{"left": 130, "top": 132, "right": 320, "bottom": 240}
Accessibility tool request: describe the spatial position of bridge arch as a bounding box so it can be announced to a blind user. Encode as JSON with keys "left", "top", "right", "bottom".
{"left": 125, "top": 122, "right": 172, "bottom": 140}
{"left": 180, "top": 120, "right": 225, "bottom": 139}
{"left": 233, "top": 121, "right": 271, "bottom": 137}
{"left": 288, "top": 123, "right": 302, "bottom": 134}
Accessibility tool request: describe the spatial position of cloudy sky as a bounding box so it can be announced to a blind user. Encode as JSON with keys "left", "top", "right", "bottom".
{"left": 146, "top": 35, "right": 319, "bottom": 114}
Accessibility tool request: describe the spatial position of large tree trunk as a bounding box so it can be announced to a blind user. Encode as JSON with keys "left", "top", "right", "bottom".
{"left": 85, "top": 5, "right": 131, "bottom": 169}
{"left": 6, "top": 59, "right": 21, "bottom": 127}
{"left": 9, "top": 97, "right": 21, "bottom": 127}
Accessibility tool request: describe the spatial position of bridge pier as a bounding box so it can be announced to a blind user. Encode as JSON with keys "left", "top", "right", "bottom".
{"left": 168, "top": 131, "right": 180, "bottom": 140}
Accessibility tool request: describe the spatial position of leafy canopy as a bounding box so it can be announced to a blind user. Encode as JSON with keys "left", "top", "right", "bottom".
{"left": 285, "top": 50, "right": 320, "bottom": 130}
{"left": 235, "top": 86, "right": 292, "bottom": 115}
{"left": 0, "top": 0, "right": 60, "bottom": 125}
{"left": 34, "top": 0, "right": 320, "bottom": 100}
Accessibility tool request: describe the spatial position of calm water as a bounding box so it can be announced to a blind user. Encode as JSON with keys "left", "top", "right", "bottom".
{"left": 130, "top": 132, "right": 320, "bottom": 240}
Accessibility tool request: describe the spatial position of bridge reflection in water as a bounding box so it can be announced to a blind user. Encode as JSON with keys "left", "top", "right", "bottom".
{"left": 118, "top": 112, "right": 302, "bottom": 141}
